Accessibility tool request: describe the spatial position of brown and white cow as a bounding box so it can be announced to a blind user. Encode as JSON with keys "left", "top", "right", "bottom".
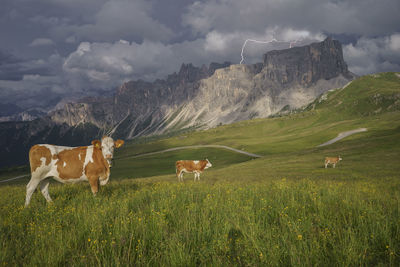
{"left": 25, "top": 136, "right": 124, "bottom": 206}
{"left": 175, "top": 159, "right": 212, "bottom": 182}
{"left": 324, "top": 156, "right": 342, "bottom": 168}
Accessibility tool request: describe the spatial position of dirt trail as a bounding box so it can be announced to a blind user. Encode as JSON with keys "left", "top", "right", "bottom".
{"left": 317, "top": 128, "right": 367, "bottom": 147}
{"left": 123, "top": 145, "right": 262, "bottom": 159}
{"left": 0, "top": 174, "right": 29, "bottom": 183}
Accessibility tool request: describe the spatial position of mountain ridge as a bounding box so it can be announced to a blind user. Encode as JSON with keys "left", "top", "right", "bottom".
{"left": 0, "top": 37, "right": 355, "bottom": 167}
{"left": 50, "top": 37, "right": 354, "bottom": 138}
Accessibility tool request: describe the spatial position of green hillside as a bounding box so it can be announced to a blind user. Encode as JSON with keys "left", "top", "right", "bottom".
{"left": 1, "top": 72, "right": 400, "bottom": 266}
{"left": 109, "top": 72, "right": 400, "bottom": 181}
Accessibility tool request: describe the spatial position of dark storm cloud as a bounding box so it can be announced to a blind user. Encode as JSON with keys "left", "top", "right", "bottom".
{"left": 0, "top": 0, "right": 174, "bottom": 57}
{"left": 0, "top": 51, "right": 59, "bottom": 81}
{"left": 52, "top": 0, "right": 174, "bottom": 44}
{"left": 182, "top": 0, "right": 400, "bottom": 37}
{"left": 181, "top": 0, "right": 400, "bottom": 74}
{"left": 343, "top": 34, "right": 400, "bottom": 75}
{"left": 0, "top": 0, "right": 399, "bottom": 110}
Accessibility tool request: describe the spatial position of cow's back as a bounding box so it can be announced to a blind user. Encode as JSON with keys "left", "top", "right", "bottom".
{"left": 53, "top": 146, "right": 89, "bottom": 179}
{"left": 29, "top": 144, "right": 98, "bottom": 181}
{"left": 176, "top": 160, "right": 207, "bottom": 172}
{"left": 325, "top": 157, "right": 339, "bottom": 163}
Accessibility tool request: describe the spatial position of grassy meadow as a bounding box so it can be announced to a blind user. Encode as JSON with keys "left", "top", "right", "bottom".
{"left": 1, "top": 72, "right": 400, "bottom": 266}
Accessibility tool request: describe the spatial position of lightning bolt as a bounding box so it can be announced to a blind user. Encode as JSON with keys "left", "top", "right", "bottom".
{"left": 240, "top": 38, "right": 302, "bottom": 64}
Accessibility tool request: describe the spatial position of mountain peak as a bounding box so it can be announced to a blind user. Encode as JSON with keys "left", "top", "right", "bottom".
{"left": 263, "top": 37, "right": 349, "bottom": 86}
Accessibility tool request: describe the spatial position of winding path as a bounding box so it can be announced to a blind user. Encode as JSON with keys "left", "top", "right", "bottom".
{"left": 122, "top": 145, "right": 262, "bottom": 159}
{"left": 0, "top": 174, "right": 29, "bottom": 183}
{"left": 317, "top": 128, "right": 367, "bottom": 147}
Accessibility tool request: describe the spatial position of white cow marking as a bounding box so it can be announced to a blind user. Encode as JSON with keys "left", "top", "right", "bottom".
{"left": 80, "top": 146, "right": 94, "bottom": 178}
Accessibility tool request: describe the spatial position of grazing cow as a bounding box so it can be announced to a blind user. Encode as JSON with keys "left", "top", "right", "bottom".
{"left": 324, "top": 156, "right": 342, "bottom": 168}
{"left": 175, "top": 159, "right": 212, "bottom": 182}
{"left": 25, "top": 136, "right": 124, "bottom": 207}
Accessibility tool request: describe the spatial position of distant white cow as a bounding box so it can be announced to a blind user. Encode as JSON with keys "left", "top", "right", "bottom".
{"left": 175, "top": 159, "right": 212, "bottom": 181}
{"left": 325, "top": 156, "right": 342, "bottom": 168}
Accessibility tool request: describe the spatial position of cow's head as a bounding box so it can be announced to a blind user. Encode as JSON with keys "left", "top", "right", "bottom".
{"left": 92, "top": 136, "right": 124, "bottom": 168}
{"left": 338, "top": 156, "right": 342, "bottom": 161}
{"left": 205, "top": 159, "right": 212, "bottom": 169}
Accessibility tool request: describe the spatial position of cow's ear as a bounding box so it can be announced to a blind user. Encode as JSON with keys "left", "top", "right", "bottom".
{"left": 92, "top": 140, "right": 101, "bottom": 148}
{"left": 115, "top": 139, "right": 124, "bottom": 148}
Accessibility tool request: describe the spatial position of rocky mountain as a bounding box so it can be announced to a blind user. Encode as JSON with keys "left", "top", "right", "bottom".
{"left": 174, "top": 37, "right": 353, "bottom": 128}
{"left": 50, "top": 37, "right": 353, "bottom": 138}
{"left": 0, "top": 108, "right": 47, "bottom": 122}
{"left": 49, "top": 61, "right": 232, "bottom": 138}
{"left": 0, "top": 37, "right": 354, "bottom": 167}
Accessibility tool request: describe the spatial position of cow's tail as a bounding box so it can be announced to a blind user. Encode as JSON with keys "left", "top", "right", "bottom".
{"left": 28, "top": 145, "right": 39, "bottom": 174}
{"left": 175, "top": 161, "right": 181, "bottom": 180}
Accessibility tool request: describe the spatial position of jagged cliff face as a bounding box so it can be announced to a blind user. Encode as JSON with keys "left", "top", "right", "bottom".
{"left": 263, "top": 37, "right": 350, "bottom": 86}
{"left": 49, "top": 61, "right": 232, "bottom": 138}
{"left": 48, "top": 38, "right": 354, "bottom": 139}
{"left": 133, "top": 37, "right": 354, "bottom": 132}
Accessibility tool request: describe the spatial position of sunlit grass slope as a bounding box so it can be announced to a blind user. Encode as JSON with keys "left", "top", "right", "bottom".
{"left": 117, "top": 73, "right": 400, "bottom": 157}
{"left": 1, "top": 72, "right": 400, "bottom": 266}
{"left": 112, "top": 72, "right": 400, "bottom": 181}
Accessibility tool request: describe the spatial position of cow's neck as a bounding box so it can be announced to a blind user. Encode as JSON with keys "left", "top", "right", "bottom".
{"left": 93, "top": 148, "right": 111, "bottom": 171}
{"left": 200, "top": 160, "right": 207, "bottom": 169}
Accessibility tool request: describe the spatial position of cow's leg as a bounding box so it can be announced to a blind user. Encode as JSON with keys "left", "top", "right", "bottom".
{"left": 333, "top": 163, "right": 336, "bottom": 168}
{"left": 176, "top": 169, "right": 182, "bottom": 182}
{"left": 197, "top": 172, "right": 201, "bottom": 181}
{"left": 25, "top": 176, "right": 42, "bottom": 207}
{"left": 179, "top": 171, "right": 184, "bottom": 182}
{"left": 325, "top": 162, "right": 328, "bottom": 168}
{"left": 89, "top": 177, "right": 99, "bottom": 195}
{"left": 39, "top": 179, "right": 52, "bottom": 203}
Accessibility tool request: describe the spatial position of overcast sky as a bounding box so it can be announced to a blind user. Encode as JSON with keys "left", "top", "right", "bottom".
{"left": 1, "top": 0, "right": 399, "bottom": 110}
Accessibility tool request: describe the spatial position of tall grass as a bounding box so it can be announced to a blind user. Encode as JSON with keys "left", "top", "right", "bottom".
{"left": 1, "top": 178, "right": 399, "bottom": 266}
